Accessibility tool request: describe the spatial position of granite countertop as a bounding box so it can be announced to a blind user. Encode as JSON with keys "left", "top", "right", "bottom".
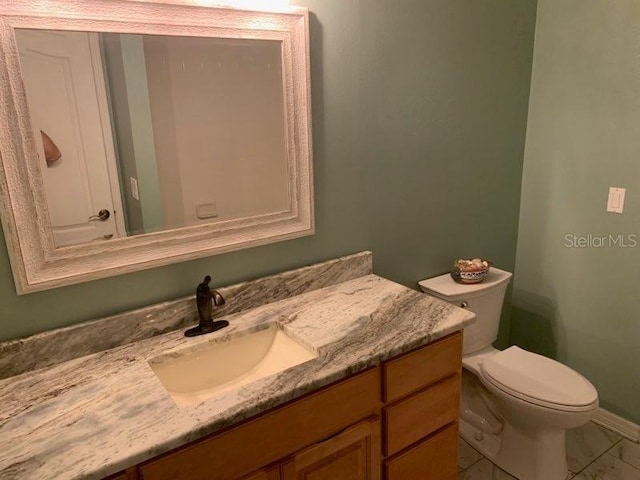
{"left": 0, "top": 273, "right": 475, "bottom": 480}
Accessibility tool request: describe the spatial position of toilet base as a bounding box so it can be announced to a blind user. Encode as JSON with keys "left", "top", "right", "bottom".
{"left": 459, "top": 419, "right": 569, "bottom": 480}
{"left": 459, "top": 419, "right": 500, "bottom": 459}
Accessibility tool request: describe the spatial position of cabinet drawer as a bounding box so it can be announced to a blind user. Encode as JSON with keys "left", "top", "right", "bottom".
{"left": 385, "top": 423, "right": 458, "bottom": 480}
{"left": 383, "top": 331, "right": 462, "bottom": 403}
{"left": 383, "top": 374, "right": 459, "bottom": 456}
{"left": 139, "top": 368, "right": 380, "bottom": 480}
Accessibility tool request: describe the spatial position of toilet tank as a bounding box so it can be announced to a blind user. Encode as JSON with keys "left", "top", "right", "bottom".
{"left": 419, "top": 268, "right": 512, "bottom": 355}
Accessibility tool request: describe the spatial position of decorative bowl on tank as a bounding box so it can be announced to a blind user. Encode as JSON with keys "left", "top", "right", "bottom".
{"left": 450, "top": 258, "right": 491, "bottom": 284}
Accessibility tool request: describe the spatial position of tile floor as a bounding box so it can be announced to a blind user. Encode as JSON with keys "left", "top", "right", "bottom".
{"left": 458, "top": 421, "right": 640, "bottom": 479}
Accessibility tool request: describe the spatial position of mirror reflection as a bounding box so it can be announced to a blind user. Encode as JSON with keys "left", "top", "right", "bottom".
{"left": 16, "top": 29, "right": 290, "bottom": 247}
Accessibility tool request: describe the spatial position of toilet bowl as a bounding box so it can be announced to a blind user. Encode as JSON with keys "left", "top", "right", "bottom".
{"left": 419, "top": 268, "right": 598, "bottom": 480}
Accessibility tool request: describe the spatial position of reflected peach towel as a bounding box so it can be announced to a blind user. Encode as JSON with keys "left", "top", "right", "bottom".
{"left": 40, "top": 130, "right": 62, "bottom": 165}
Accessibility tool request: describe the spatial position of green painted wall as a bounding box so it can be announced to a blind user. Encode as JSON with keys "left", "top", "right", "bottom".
{"left": 119, "top": 35, "right": 164, "bottom": 233}
{"left": 0, "top": 1, "right": 537, "bottom": 347}
{"left": 513, "top": 0, "right": 640, "bottom": 423}
{"left": 102, "top": 33, "right": 145, "bottom": 235}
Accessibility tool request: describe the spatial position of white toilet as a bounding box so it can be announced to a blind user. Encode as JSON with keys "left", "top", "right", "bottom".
{"left": 419, "top": 268, "right": 598, "bottom": 480}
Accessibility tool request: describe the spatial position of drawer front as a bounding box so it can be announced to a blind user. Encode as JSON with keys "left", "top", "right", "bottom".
{"left": 139, "top": 368, "right": 380, "bottom": 480}
{"left": 383, "top": 331, "right": 462, "bottom": 403}
{"left": 384, "top": 374, "right": 459, "bottom": 456}
{"left": 385, "top": 423, "right": 458, "bottom": 480}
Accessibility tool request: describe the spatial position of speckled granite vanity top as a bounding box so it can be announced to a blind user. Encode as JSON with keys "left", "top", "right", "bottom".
{"left": 0, "top": 253, "right": 475, "bottom": 479}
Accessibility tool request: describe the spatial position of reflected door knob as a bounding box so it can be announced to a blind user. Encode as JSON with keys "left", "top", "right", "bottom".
{"left": 88, "top": 209, "right": 111, "bottom": 222}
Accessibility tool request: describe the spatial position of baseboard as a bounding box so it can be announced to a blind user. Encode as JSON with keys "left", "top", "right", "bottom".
{"left": 592, "top": 407, "right": 640, "bottom": 442}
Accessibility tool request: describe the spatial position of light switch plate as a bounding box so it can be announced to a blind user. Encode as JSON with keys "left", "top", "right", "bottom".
{"left": 607, "top": 187, "right": 625, "bottom": 214}
{"left": 130, "top": 177, "right": 139, "bottom": 201}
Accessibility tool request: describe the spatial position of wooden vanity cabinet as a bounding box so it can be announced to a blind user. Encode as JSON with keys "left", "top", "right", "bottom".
{"left": 104, "top": 474, "right": 127, "bottom": 480}
{"left": 240, "top": 465, "right": 280, "bottom": 480}
{"left": 120, "top": 331, "right": 462, "bottom": 480}
{"left": 103, "top": 467, "right": 138, "bottom": 480}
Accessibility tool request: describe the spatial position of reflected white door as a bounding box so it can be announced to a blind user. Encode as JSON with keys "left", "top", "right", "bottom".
{"left": 16, "top": 29, "right": 125, "bottom": 246}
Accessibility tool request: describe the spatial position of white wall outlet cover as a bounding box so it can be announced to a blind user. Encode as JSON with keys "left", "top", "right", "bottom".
{"left": 196, "top": 202, "right": 218, "bottom": 219}
{"left": 607, "top": 187, "right": 625, "bottom": 214}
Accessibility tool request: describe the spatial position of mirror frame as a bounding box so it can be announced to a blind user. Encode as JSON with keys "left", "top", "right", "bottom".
{"left": 0, "top": 0, "right": 313, "bottom": 294}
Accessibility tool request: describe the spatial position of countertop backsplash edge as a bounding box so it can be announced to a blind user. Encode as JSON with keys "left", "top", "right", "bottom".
{"left": 0, "top": 251, "right": 373, "bottom": 379}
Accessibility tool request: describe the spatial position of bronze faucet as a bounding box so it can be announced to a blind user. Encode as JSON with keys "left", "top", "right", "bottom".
{"left": 185, "top": 275, "right": 229, "bottom": 337}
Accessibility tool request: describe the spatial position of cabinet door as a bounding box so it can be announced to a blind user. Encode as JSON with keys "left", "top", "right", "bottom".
{"left": 281, "top": 418, "right": 380, "bottom": 480}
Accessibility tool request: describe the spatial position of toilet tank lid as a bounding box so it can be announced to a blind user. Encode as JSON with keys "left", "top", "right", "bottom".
{"left": 481, "top": 346, "right": 598, "bottom": 408}
{"left": 418, "top": 267, "right": 512, "bottom": 301}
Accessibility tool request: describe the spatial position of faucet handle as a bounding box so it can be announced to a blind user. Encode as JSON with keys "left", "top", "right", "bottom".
{"left": 212, "top": 290, "right": 225, "bottom": 307}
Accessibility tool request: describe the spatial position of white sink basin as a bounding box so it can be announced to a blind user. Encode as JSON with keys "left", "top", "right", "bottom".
{"left": 149, "top": 324, "right": 317, "bottom": 406}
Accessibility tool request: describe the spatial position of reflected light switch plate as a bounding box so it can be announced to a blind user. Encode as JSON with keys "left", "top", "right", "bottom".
{"left": 130, "top": 177, "right": 139, "bottom": 201}
{"left": 607, "top": 187, "right": 625, "bottom": 214}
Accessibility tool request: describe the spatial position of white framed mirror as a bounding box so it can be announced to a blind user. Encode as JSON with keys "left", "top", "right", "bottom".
{"left": 0, "top": 0, "right": 313, "bottom": 294}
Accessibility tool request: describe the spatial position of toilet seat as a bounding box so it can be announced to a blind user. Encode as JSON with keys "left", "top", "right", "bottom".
{"left": 480, "top": 346, "right": 598, "bottom": 412}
